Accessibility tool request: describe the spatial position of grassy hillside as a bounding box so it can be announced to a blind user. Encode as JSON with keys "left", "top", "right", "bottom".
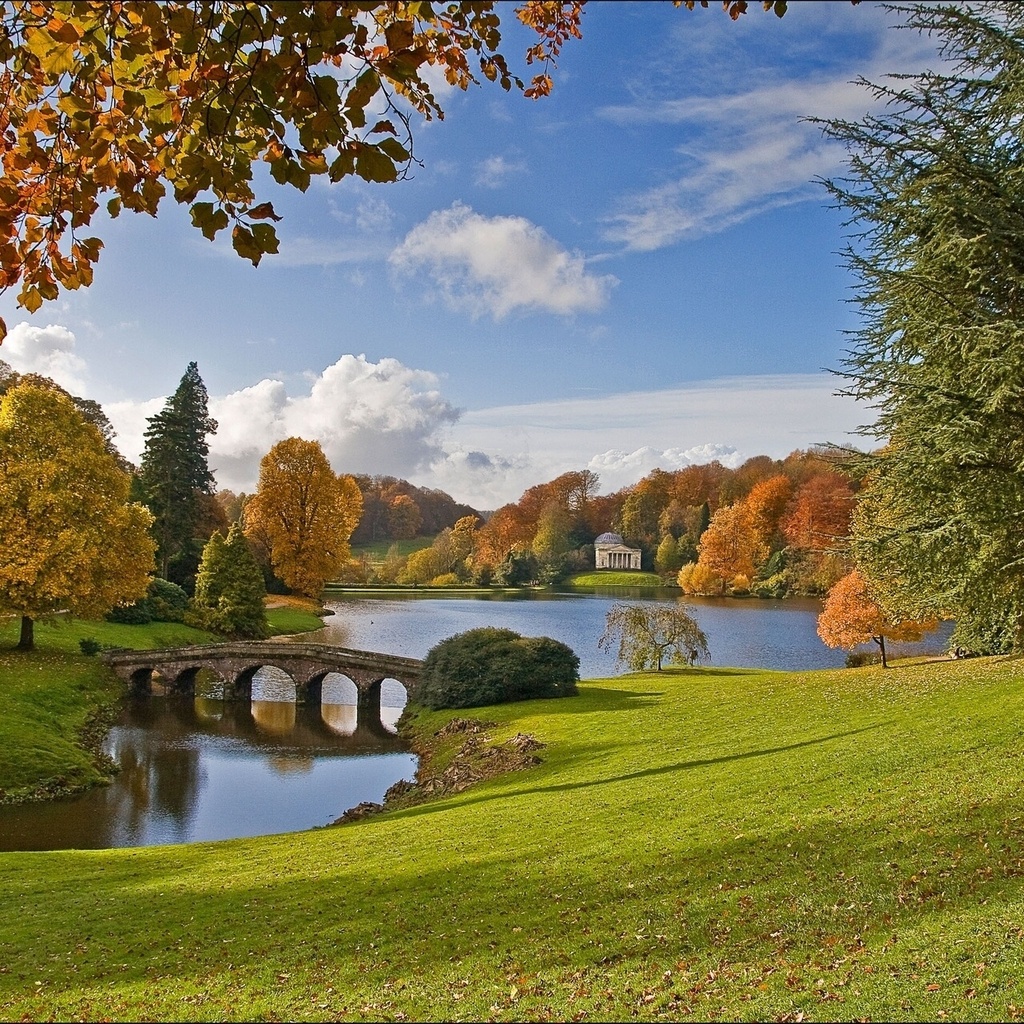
{"left": 2, "top": 655, "right": 1024, "bottom": 1019}
{"left": 569, "top": 570, "right": 667, "bottom": 587}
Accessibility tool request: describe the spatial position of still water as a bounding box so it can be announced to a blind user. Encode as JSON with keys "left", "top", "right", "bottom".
{"left": 0, "top": 591, "right": 951, "bottom": 852}
{"left": 315, "top": 588, "right": 952, "bottom": 676}
{"left": 0, "top": 671, "right": 416, "bottom": 852}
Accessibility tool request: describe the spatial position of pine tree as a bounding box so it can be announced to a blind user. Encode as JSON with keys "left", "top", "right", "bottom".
{"left": 140, "top": 362, "right": 218, "bottom": 589}
{"left": 193, "top": 524, "right": 267, "bottom": 638}
{"left": 820, "top": 1, "right": 1024, "bottom": 651}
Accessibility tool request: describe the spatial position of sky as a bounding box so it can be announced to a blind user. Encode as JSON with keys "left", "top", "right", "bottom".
{"left": 0, "top": 1, "right": 945, "bottom": 510}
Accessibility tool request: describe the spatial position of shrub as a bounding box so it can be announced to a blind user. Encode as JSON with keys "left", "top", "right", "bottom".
{"left": 106, "top": 577, "right": 189, "bottom": 624}
{"left": 147, "top": 578, "right": 189, "bottom": 621}
{"left": 79, "top": 637, "right": 102, "bottom": 656}
{"left": 419, "top": 627, "right": 579, "bottom": 710}
{"left": 429, "top": 573, "right": 461, "bottom": 587}
{"left": 845, "top": 651, "right": 881, "bottom": 668}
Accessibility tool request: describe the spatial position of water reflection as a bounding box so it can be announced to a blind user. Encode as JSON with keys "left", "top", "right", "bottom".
{"left": 252, "top": 700, "right": 296, "bottom": 734}
{"left": 0, "top": 695, "right": 416, "bottom": 852}
{"left": 322, "top": 703, "right": 357, "bottom": 736}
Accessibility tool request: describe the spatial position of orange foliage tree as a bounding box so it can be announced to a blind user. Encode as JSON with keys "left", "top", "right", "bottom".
{"left": 743, "top": 473, "right": 792, "bottom": 550}
{"left": 783, "top": 473, "right": 855, "bottom": 552}
{"left": 696, "top": 503, "right": 767, "bottom": 584}
{"left": 244, "top": 437, "right": 362, "bottom": 596}
{"left": 817, "top": 569, "right": 936, "bottom": 668}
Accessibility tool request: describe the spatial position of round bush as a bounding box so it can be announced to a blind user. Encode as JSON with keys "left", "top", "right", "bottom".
{"left": 419, "top": 627, "right": 579, "bottom": 710}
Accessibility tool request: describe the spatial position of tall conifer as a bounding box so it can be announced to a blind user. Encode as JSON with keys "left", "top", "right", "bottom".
{"left": 140, "top": 362, "right": 217, "bottom": 588}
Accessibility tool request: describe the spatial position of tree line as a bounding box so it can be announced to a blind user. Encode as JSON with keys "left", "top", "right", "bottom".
{"left": 369, "top": 454, "right": 858, "bottom": 593}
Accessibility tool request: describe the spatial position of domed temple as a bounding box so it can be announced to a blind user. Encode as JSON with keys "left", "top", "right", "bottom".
{"left": 593, "top": 532, "right": 642, "bottom": 570}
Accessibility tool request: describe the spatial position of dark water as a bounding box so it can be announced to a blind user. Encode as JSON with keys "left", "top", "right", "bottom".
{"left": 0, "top": 591, "right": 951, "bottom": 852}
{"left": 315, "top": 588, "right": 953, "bottom": 677}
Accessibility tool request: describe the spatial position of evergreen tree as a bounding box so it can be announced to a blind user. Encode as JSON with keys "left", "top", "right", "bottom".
{"left": 821, "top": 1, "right": 1024, "bottom": 651}
{"left": 192, "top": 524, "right": 267, "bottom": 638}
{"left": 140, "top": 362, "right": 218, "bottom": 589}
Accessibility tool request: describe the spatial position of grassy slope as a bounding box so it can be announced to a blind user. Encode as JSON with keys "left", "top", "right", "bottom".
{"left": 569, "top": 570, "right": 667, "bottom": 587}
{"left": 3, "top": 657, "right": 1024, "bottom": 1020}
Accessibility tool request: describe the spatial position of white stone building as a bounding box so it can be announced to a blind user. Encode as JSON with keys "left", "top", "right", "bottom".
{"left": 594, "top": 532, "right": 642, "bottom": 570}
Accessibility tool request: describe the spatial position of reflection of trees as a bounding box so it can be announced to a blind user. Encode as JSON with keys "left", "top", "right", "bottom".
{"left": 252, "top": 701, "right": 296, "bottom": 734}
{"left": 104, "top": 700, "right": 205, "bottom": 844}
{"left": 321, "top": 703, "right": 357, "bottom": 736}
{"left": 267, "top": 754, "right": 314, "bottom": 775}
{"left": 12, "top": 694, "right": 415, "bottom": 849}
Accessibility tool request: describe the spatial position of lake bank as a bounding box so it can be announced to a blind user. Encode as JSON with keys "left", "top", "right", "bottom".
{"left": 2, "top": 655, "right": 1022, "bottom": 1020}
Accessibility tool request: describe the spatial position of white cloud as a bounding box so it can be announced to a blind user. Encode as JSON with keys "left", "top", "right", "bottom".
{"left": 474, "top": 155, "right": 526, "bottom": 188}
{"left": 1, "top": 322, "right": 89, "bottom": 394}
{"left": 105, "top": 354, "right": 461, "bottom": 493}
{"left": 428, "top": 374, "right": 870, "bottom": 507}
{"left": 587, "top": 444, "right": 743, "bottom": 493}
{"left": 600, "top": 14, "right": 945, "bottom": 250}
{"left": 389, "top": 202, "right": 617, "bottom": 319}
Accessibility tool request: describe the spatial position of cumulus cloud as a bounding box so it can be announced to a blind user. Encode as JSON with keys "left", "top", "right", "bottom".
{"left": 389, "top": 202, "right": 617, "bottom": 319}
{"left": 587, "top": 444, "right": 743, "bottom": 493}
{"left": 1, "top": 322, "right": 89, "bottom": 394}
{"left": 105, "top": 354, "right": 461, "bottom": 492}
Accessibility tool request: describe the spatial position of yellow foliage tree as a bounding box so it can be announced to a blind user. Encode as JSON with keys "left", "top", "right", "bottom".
{"left": 0, "top": 381, "right": 155, "bottom": 649}
{"left": 244, "top": 437, "right": 362, "bottom": 597}
{"left": 817, "top": 569, "right": 937, "bottom": 668}
{"left": 696, "top": 503, "right": 768, "bottom": 584}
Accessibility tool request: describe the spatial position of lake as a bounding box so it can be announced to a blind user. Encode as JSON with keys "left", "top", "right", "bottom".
{"left": 313, "top": 588, "right": 951, "bottom": 676}
{"left": 0, "top": 590, "right": 951, "bottom": 851}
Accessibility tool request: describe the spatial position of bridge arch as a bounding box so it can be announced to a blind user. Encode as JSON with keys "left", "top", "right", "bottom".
{"left": 101, "top": 643, "right": 424, "bottom": 717}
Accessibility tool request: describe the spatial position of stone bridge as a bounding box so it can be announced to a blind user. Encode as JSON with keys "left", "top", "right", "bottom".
{"left": 100, "top": 642, "right": 424, "bottom": 709}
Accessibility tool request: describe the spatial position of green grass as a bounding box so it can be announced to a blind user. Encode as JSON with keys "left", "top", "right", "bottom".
{"left": 3, "top": 655, "right": 1024, "bottom": 1019}
{"left": 351, "top": 536, "right": 435, "bottom": 562}
{"left": 568, "top": 570, "right": 668, "bottom": 587}
{"left": 265, "top": 605, "right": 326, "bottom": 636}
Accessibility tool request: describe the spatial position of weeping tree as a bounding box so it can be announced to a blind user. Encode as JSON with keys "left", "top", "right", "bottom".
{"left": 820, "top": 1, "right": 1024, "bottom": 653}
{"left": 599, "top": 603, "right": 709, "bottom": 672}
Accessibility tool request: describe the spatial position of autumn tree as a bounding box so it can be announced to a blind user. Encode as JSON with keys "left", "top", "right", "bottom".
{"left": 817, "top": 569, "right": 936, "bottom": 668}
{"left": 696, "top": 503, "right": 767, "bottom": 585}
{"left": 192, "top": 523, "right": 268, "bottom": 638}
{"left": 139, "top": 362, "right": 218, "bottom": 589}
{"left": 744, "top": 474, "right": 792, "bottom": 551}
{"left": 0, "top": 358, "right": 130, "bottom": 470}
{"left": 244, "top": 437, "right": 362, "bottom": 596}
{"left": 0, "top": 1, "right": 830, "bottom": 329}
{"left": 599, "top": 602, "right": 710, "bottom": 672}
{"left": 0, "top": 381, "right": 154, "bottom": 649}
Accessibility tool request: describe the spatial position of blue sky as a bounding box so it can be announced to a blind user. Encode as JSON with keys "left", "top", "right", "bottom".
{"left": 0, "top": 1, "right": 942, "bottom": 508}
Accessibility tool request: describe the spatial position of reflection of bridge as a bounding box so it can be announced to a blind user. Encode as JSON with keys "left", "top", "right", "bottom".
{"left": 100, "top": 642, "right": 424, "bottom": 709}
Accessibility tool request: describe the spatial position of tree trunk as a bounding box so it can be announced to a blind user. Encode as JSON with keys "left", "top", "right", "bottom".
{"left": 17, "top": 615, "right": 34, "bottom": 650}
{"left": 875, "top": 635, "right": 887, "bottom": 668}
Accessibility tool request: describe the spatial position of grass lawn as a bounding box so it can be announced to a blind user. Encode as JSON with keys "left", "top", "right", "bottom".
{"left": 3, "top": 655, "right": 1024, "bottom": 1020}
{"left": 350, "top": 536, "right": 436, "bottom": 562}
{"left": 569, "top": 570, "right": 668, "bottom": 587}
